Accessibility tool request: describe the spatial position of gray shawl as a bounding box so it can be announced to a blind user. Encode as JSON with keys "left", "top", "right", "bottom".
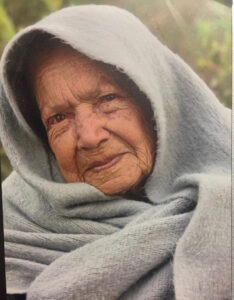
{"left": 0, "top": 5, "right": 231, "bottom": 300}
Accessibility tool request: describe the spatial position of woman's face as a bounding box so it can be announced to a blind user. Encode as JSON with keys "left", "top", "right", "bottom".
{"left": 32, "top": 46, "right": 155, "bottom": 195}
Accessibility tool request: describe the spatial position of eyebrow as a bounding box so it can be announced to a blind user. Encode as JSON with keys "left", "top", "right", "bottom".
{"left": 39, "top": 103, "right": 69, "bottom": 120}
{"left": 74, "top": 74, "right": 119, "bottom": 101}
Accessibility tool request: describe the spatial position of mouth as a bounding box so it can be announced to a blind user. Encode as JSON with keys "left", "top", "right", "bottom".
{"left": 86, "top": 153, "right": 125, "bottom": 173}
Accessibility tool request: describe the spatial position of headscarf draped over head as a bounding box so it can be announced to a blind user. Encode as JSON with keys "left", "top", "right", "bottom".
{"left": 0, "top": 5, "right": 231, "bottom": 300}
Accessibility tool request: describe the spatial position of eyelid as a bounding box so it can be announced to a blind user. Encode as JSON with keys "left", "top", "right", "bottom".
{"left": 100, "top": 93, "right": 119, "bottom": 101}
{"left": 46, "top": 112, "right": 67, "bottom": 128}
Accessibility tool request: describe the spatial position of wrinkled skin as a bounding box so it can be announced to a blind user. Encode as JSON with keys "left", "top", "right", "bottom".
{"left": 31, "top": 45, "right": 155, "bottom": 195}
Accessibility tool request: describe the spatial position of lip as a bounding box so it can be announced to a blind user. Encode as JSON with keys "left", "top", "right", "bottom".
{"left": 86, "top": 153, "right": 125, "bottom": 173}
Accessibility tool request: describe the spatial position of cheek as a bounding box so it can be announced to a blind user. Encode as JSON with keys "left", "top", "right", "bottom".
{"left": 48, "top": 126, "right": 77, "bottom": 170}
{"left": 126, "top": 115, "right": 153, "bottom": 171}
{"left": 110, "top": 110, "right": 153, "bottom": 155}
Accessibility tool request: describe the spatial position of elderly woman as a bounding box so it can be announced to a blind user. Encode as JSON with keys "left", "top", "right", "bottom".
{"left": 0, "top": 5, "right": 231, "bottom": 300}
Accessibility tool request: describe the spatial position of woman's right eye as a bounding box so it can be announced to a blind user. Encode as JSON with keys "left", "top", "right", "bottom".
{"left": 48, "top": 113, "right": 66, "bottom": 126}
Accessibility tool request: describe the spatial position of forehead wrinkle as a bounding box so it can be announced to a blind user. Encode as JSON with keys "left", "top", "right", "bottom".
{"left": 34, "top": 65, "right": 67, "bottom": 104}
{"left": 39, "top": 84, "right": 73, "bottom": 118}
{"left": 73, "top": 78, "right": 100, "bottom": 102}
{"left": 72, "top": 72, "right": 116, "bottom": 102}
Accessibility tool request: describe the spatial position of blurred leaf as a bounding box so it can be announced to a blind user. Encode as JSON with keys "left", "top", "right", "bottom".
{"left": 67, "top": 0, "right": 99, "bottom": 4}
{"left": 3, "top": 0, "right": 49, "bottom": 29}
{"left": 195, "top": 17, "right": 231, "bottom": 107}
{"left": 0, "top": 5, "right": 15, "bottom": 53}
{"left": 0, "top": 145, "right": 11, "bottom": 181}
{"left": 42, "top": 0, "right": 64, "bottom": 12}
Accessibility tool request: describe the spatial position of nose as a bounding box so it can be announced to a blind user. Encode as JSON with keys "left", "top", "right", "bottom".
{"left": 75, "top": 108, "right": 110, "bottom": 150}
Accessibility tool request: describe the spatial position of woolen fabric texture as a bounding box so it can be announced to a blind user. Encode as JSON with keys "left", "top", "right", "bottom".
{"left": 0, "top": 5, "right": 231, "bottom": 300}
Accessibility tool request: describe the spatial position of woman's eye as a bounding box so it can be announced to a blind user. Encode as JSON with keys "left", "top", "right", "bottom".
{"left": 100, "top": 93, "right": 117, "bottom": 101}
{"left": 48, "top": 113, "right": 66, "bottom": 126}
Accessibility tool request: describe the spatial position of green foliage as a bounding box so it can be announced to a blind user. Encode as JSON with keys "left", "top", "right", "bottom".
{"left": 2, "top": 0, "right": 66, "bottom": 31}
{"left": 0, "top": 5, "right": 15, "bottom": 53}
{"left": 195, "top": 18, "right": 231, "bottom": 107}
{"left": 66, "top": 0, "right": 91, "bottom": 4}
{"left": 3, "top": 0, "right": 48, "bottom": 30}
{"left": 42, "top": 0, "right": 64, "bottom": 12}
{"left": 0, "top": 145, "right": 11, "bottom": 181}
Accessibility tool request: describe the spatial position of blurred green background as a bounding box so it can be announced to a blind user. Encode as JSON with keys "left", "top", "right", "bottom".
{"left": 0, "top": 0, "right": 232, "bottom": 180}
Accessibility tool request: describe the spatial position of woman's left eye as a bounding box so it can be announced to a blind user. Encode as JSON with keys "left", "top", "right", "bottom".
{"left": 100, "top": 93, "right": 117, "bottom": 101}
